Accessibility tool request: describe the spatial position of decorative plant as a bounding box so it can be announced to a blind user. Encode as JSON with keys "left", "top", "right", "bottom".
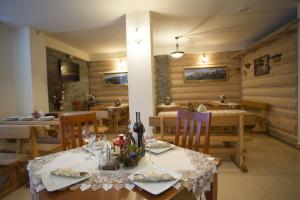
{"left": 51, "top": 83, "right": 65, "bottom": 111}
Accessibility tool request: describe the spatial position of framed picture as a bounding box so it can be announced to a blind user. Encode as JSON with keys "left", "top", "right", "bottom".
{"left": 103, "top": 72, "right": 128, "bottom": 86}
{"left": 183, "top": 66, "right": 227, "bottom": 82}
{"left": 254, "top": 55, "right": 269, "bottom": 76}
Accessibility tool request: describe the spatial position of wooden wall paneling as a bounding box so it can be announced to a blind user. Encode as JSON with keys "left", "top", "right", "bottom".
{"left": 88, "top": 60, "right": 128, "bottom": 105}
{"left": 168, "top": 52, "right": 241, "bottom": 106}
{"left": 241, "top": 26, "right": 298, "bottom": 144}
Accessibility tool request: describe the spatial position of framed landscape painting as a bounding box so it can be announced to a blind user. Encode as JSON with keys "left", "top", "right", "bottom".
{"left": 103, "top": 72, "right": 128, "bottom": 86}
{"left": 254, "top": 55, "right": 269, "bottom": 76}
{"left": 184, "top": 66, "right": 227, "bottom": 82}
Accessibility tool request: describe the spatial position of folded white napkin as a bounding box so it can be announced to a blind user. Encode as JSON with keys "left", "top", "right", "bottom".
{"left": 133, "top": 171, "right": 175, "bottom": 182}
{"left": 50, "top": 168, "right": 88, "bottom": 178}
{"left": 148, "top": 141, "right": 171, "bottom": 149}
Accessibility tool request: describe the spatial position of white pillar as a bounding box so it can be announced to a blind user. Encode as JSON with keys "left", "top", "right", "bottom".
{"left": 297, "top": 4, "right": 300, "bottom": 148}
{"left": 126, "top": 12, "right": 155, "bottom": 129}
{"left": 12, "top": 27, "right": 49, "bottom": 115}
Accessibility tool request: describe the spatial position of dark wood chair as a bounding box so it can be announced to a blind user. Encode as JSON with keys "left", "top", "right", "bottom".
{"left": 60, "top": 112, "right": 98, "bottom": 150}
{"left": 175, "top": 110, "right": 212, "bottom": 154}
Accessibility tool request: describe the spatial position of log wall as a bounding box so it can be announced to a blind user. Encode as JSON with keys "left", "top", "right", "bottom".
{"left": 169, "top": 52, "right": 242, "bottom": 106}
{"left": 88, "top": 60, "right": 128, "bottom": 104}
{"left": 241, "top": 24, "right": 298, "bottom": 143}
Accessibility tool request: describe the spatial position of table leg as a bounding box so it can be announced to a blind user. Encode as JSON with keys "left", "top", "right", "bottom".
{"left": 205, "top": 172, "right": 218, "bottom": 200}
{"left": 159, "top": 117, "right": 165, "bottom": 141}
{"left": 235, "top": 115, "right": 247, "bottom": 172}
{"left": 30, "top": 127, "right": 39, "bottom": 158}
{"left": 115, "top": 110, "right": 120, "bottom": 132}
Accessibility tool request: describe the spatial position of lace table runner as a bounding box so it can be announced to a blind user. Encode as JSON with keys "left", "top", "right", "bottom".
{"left": 28, "top": 146, "right": 216, "bottom": 199}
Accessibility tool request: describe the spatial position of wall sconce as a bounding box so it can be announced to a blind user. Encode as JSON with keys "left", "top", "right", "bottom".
{"left": 134, "top": 28, "right": 142, "bottom": 44}
{"left": 200, "top": 53, "right": 208, "bottom": 64}
{"left": 116, "top": 59, "right": 127, "bottom": 71}
{"left": 244, "top": 63, "right": 251, "bottom": 69}
{"left": 67, "top": 54, "right": 74, "bottom": 60}
{"left": 270, "top": 53, "right": 282, "bottom": 63}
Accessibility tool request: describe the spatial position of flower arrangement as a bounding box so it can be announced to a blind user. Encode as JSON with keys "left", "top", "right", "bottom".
{"left": 118, "top": 143, "right": 144, "bottom": 168}
{"left": 115, "top": 128, "right": 145, "bottom": 168}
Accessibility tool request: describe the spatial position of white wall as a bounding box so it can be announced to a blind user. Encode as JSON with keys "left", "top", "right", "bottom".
{"left": 29, "top": 29, "right": 49, "bottom": 112}
{"left": 0, "top": 24, "right": 17, "bottom": 117}
{"left": 45, "top": 35, "right": 90, "bottom": 61}
{"left": 10, "top": 27, "right": 50, "bottom": 115}
{"left": 126, "top": 12, "right": 155, "bottom": 129}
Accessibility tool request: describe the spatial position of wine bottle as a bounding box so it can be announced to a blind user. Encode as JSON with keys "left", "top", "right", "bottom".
{"left": 133, "top": 112, "right": 145, "bottom": 148}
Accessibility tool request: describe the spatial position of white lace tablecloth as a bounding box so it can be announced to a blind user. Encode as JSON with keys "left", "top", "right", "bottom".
{"left": 28, "top": 146, "right": 216, "bottom": 199}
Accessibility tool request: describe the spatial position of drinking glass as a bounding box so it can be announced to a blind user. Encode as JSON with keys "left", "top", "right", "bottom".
{"left": 82, "top": 124, "right": 96, "bottom": 158}
{"left": 98, "top": 142, "right": 109, "bottom": 178}
{"left": 144, "top": 128, "right": 156, "bottom": 164}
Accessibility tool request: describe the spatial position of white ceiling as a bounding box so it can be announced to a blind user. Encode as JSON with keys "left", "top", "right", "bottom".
{"left": 0, "top": 0, "right": 298, "bottom": 56}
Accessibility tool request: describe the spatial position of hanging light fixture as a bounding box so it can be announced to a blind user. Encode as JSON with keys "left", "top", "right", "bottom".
{"left": 170, "top": 36, "right": 185, "bottom": 58}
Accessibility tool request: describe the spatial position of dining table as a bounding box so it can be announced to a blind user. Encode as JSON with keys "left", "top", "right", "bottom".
{"left": 28, "top": 143, "right": 218, "bottom": 200}
{"left": 207, "top": 101, "right": 239, "bottom": 109}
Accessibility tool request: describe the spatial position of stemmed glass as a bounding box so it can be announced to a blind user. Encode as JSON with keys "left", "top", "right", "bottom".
{"left": 98, "top": 134, "right": 107, "bottom": 149}
{"left": 144, "top": 128, "right": 156, "bottom": 165}
{"left": 82, "top": 124, "right": 96, "bottom": 158}
{"left": 98, "top": 140, "right": 110, "bottom": 178}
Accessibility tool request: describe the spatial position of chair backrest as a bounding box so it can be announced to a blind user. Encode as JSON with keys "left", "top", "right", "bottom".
{"left": 175, "top": 110, "right": 211, "bottom": 153}
{"left": 0, "top": 125, "right": 30, "bottom": 139}
{"left": 95, "top": 111, "right": 109, "bottom": 126}
{"left": 0, "top": 125, "right": 31, "bottom": 154}
{"left": 60, "top": 112, "right": 98, "bottom": 150}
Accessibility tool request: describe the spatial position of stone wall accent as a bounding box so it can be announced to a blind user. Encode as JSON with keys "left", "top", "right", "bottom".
{"left": 46, "top": 47, "right": 89, "bottom": 111}
{"left": 155, "top": 55, "right": 171, "bottom": 104}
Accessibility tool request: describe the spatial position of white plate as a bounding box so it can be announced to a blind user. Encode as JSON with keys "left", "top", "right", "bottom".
{"left": 4, "top": 116, "right": 20, "bottom": 121}
{"left": 41, "top": 171, "right": 90, "bottom": 192}
{"left": 19, "top": 116, "right": 33, "bottom": 121}
{"left": 128, "top": 165, "right": 182, "bottom": 195}
{"left": 39, "top": 116, "right": 55, "bottom": 121}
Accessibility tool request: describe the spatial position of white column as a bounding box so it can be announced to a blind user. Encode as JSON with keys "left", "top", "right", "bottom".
{"left": 297, "top": 4, "right": 300, "bottom": 148}
{"left": 12, "top": 27, "right": 33, "bottom": 115}
{"left": 11, "top": 27, "right": 49, "bottom": 115}
{"left": 126, "top": 12, "right": 155, "bottom": 129}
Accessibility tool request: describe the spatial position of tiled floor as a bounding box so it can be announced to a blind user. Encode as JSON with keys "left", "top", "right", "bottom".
{"left": 218, "top": 134, "right": 300, "bottom": 200}
{"left": 3, "top": 134, "right": 300, "bottom": 200}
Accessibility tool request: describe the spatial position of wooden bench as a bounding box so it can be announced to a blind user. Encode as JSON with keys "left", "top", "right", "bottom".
{"left": 240, "top": 100, "right": 269, "bottom": 133}
{"left": 0, "top": 126, "right": 31, "bottom": 198}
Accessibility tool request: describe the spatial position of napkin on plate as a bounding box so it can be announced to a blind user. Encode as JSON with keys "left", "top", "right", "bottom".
{"left": 149, "top": 141, "right": 171, "bottom": 149}
{"left": 133, "top": 171, "right": 176, "bottom": 182}
{"left": 50, "top": 168, "right": 88, "bottom": 178}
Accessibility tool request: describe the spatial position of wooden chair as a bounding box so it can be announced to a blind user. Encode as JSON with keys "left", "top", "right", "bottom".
{"left": 0, "top": 126, "right": 31, "bottom": 198}
{"left": 60, "top": 112, "right": 98, "bottom": 150}
{"left": 175, "top": 110, "right": 212, "bottom": 154}
{"left": 95, "top": 111, "right": 109, "bottom": 134}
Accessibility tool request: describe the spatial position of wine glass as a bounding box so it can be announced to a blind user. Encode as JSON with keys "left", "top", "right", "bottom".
{"left": 82, "top": 124, "right": 96, "bottom": 157}
{"left": 98, "top": 142, "right": 109, "bottom": 178}
{"left": 144, "top": 128, "right": 156, "bottom": 164}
